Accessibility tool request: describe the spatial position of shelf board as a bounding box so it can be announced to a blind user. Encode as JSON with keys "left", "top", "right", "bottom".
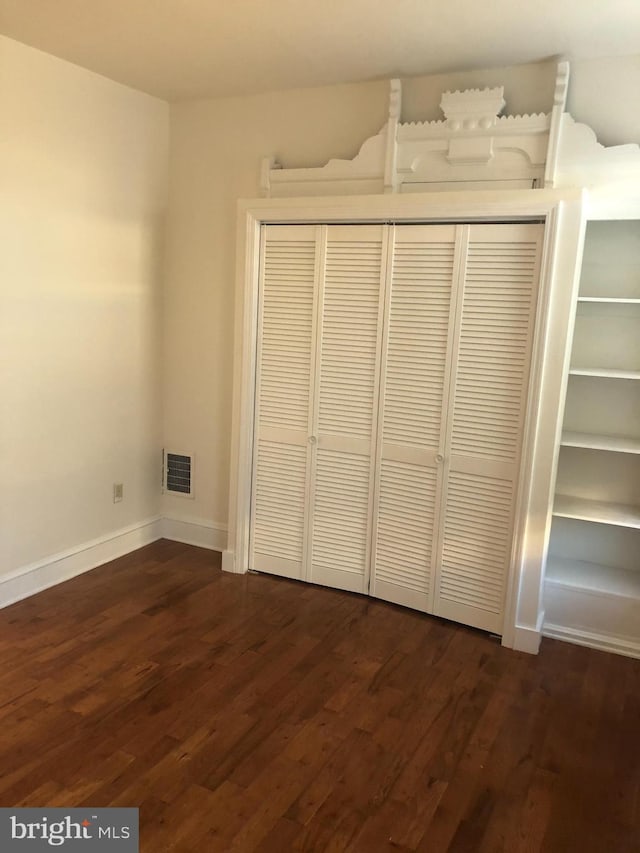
{"left": 578, "top": 297, "right": 640, "bottom": 304}
{"left": 546, "top": 556, "right": 640, "bottom": 599}
{"left": 553, "top": 495, "right": 640, "bottom": 529}
{"left": 561, "top": 431, "right": 640, "bottom": 454}
{"left": 568, "top": 367, "right": 640, "bottom": 380}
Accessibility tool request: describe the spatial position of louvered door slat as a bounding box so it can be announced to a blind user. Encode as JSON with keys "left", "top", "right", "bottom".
{"left": 312, "top": 449, "right": 371, "bottom": 580}
{"left": 440, "top": 471, "right": 514, "bottom": 616}
{"left": 371, "top": 225, "right": 458, "bottom": 612}
{"left": 382, "top": 232, "right": 455, "bottom": 449}
{"left": 435, "top": 223, "right": 543, "bottom": 633}
{"left": 310, "top": 226, "right": 385, "bottom": 593}
{"left": 253, "top": 443, "right": 306, "bottom": 555}
{"left": 258, "top": 233, "right": 316, "bottom": 432}
{"left": 374, "top": 459, "right": 437, "bottom": 596}
{"left": 449, "top": 228, "right": 540, "bottom": 463}
{"left": 317, "top": 236, "right": 382, "bottom": 440}
{"left": 250, "top": 226, "right": 317, "bottom": 578}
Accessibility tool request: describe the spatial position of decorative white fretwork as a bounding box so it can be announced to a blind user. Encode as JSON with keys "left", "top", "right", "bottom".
{"left": 260, "top": 61, "right": 640, "bottom": 197}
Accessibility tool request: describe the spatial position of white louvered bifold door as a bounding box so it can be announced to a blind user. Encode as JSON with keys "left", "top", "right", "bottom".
{"left": 308, "top": 225, "right": 387, "bottom": 594}
{"left": 250, "top": 221, "right": 543, "bottom": 639}
{"left": 370, "top": 225, "right": 460, "bottom": 612}
{"left": 250, "top": 225, "right": 319, "bottom": 579}
{"left": 434, "top": 223, "right": 543, "bottom": 633}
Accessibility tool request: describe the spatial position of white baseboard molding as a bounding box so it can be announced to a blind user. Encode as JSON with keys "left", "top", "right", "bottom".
{"left": 0, "top": 516, "right": 162, "bottom": 611}
{"left": 161, "top": 515, "right": 227, "bottom": 552}
{"left": 543, "top": 623, "right": 640, "bottom": 659}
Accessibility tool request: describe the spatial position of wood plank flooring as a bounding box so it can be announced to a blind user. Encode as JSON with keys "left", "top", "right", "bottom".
{"left": 0, "top": 539, "right": 638, "bottom": 852}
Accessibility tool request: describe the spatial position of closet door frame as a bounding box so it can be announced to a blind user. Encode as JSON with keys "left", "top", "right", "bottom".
{"left": 224, "top": 189, "right": 585, "bottom": 654}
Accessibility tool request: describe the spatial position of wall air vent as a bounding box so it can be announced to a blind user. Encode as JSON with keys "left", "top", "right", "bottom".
{"left": 163, "top": 450, "right": 194, "bottom": 498}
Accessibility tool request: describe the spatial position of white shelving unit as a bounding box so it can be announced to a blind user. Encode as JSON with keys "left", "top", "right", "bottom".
{"left": 544, "top": 219, "right": 640, "bottom": 657}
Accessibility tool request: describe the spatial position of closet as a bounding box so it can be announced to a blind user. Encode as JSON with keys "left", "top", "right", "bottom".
{"left": 225, "top": 68, "right": 639, "bottom": 654}
{"left": 250, "top": 220, "right": 543, "bottom": 635}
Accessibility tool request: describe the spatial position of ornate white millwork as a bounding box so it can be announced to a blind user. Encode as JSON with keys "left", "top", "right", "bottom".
{"left": 261, "top": 127, "right": 387, "bottom": 198}
{"left": 395, "top": 91, "right": 551, "bottom": 189}
{"left": 544, "top": 60, "right": 570, "bottom": 187}
{"left": 260, "top": 62, "right": 640, "bottom": 197}
{"left": 555, "top": 114, "right": 640, "bottom": 189}
{"left": 383, "top": 78, "right": 402, "bottom": 193}
{"left": 440, "top": 86, "right": 505, "bottom": 130}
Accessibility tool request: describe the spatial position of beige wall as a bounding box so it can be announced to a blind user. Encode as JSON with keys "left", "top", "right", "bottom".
{"left": 570, "top": 55, "right": 640, "bottom": 146}
{"left": 0, "top": 36, "right": 169, "bottom": 575}
{"left": 162, "top": 57, "right": 640, "bottom": 533}
{"left": 162, "top": 79, "right": 389, "bottom": 526}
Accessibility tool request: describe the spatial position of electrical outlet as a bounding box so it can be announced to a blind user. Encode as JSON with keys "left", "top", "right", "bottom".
{"left": 113, "top": 483, "right": 124, "bottom": 503}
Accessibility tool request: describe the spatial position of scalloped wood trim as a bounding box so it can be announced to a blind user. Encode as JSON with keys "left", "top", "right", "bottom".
{"left": 261, "top": 61, "right": 640, "bottom": 199}
{"left": 555, "top": 113, "right": 640, "bottom": 188}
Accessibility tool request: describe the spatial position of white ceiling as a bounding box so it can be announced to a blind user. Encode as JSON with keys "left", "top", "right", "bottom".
{"left": 1, "top": 0, "right": 639, "bottom": 102}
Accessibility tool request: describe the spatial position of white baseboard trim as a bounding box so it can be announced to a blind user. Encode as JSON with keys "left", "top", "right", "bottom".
{"left": 511, "top": 611, "right": 544, "bottom": 655}
{"left": 543, "top": 623, "right": 640, "bottom": 659}
{"left": 0, "top": 516, "right": 162, "bottom": 611}
{"left": 161, "top": 515, "right": 227, "bottom": 552}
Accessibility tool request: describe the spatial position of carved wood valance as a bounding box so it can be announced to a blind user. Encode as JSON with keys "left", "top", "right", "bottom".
{"left": 260, "top": 62, "right": 640, "bottom": 197}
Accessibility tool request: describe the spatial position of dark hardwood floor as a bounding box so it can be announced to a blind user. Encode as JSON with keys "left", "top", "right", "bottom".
{"left": 0, "top": 540, "right": 638, "bottom": 852}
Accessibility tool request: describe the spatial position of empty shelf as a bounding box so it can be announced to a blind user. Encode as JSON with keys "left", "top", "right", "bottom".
{"left": 546, "top": 556, "right": 640, "bottom": 599}
{"left": 578, "top": 297, "right": 640, "bottom": 304}
{"left": 561, "top": 431, "right": 640, "bottom": 454}
{"left": 553, "top": 495, "right": 640, "bottom": 529}
{"left": 568, "top": 368, "right": 640, "bottom": 380}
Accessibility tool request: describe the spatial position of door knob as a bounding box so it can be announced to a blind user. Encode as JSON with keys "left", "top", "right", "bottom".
{"left": 435, "top": 453, "right": 444, "bottom": 463}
